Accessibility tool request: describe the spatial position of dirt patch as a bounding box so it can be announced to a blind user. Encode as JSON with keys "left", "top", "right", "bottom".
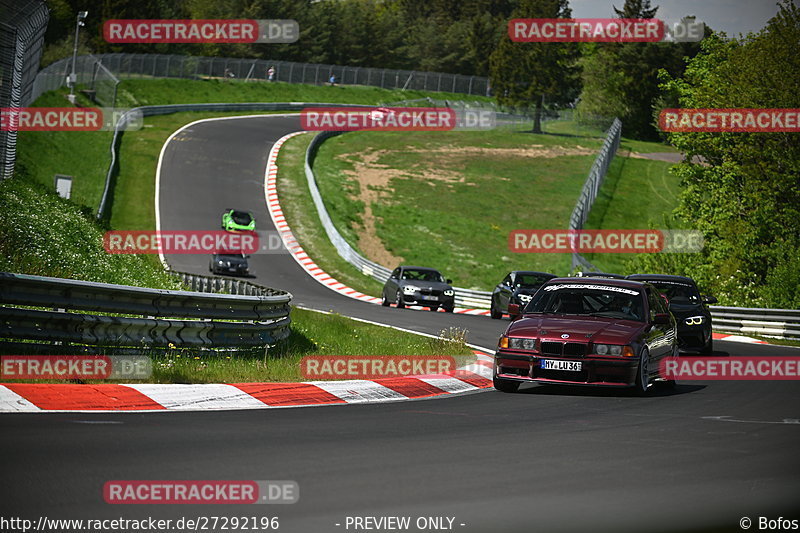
{"left": 336, "top": 143, "right": 598, "bottom": 265}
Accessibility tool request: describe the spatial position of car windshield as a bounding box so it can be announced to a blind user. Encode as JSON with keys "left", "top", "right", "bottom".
{"left": 515, "top": 274, "right": 553, "bottom": 288}
{"left": 217, "top": 253, "right": 245, "bottom": 260}
{"left": 231, "top": 211, "right": 252, "bottom": 225}
{"left": 646, "top": 281, "right": 701, "bottom": 304}
{"left": 401, "top": 269, "right": 445, "bottom": 283}
{"left": 526, "top": 283, "right": 644, "bottom": 321}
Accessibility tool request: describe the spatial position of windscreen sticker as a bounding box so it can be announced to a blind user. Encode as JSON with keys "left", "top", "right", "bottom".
{"left": 543, "top": 284, "right": 640, "bottom": 296}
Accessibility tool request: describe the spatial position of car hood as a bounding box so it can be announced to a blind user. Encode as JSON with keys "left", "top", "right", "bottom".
{"left": 514, "top": 287, "right": 542, "bottom": 296}
{"left": 399, "top": 280, "right": 452, "bottom": 290}
{"left": 668, "top": 302, "right": 705, "bottom": 319}
{"left": 507, "top": 315, "right": 644, "bottom": 344}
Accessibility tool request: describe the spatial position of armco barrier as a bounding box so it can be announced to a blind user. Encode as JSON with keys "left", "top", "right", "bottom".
{"left": 709, "top": 306, "right": 800, "bottom": 339}
{"left": 0, "top": 272, "right": 292, "bottom": 348}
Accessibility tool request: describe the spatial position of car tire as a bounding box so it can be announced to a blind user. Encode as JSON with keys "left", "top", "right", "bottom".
{"left": 490, "top": 301, "right": 502, "bottom": 319}
{"left": 444, "top": 305, "right": 454, "bottom": 313}
{"left": 381, "top": 292, "right": 390, "bottom": 307}
{"left": 428, "top": 306, "right": 438, "bottom": 312}
{"left": 395, "top": 291, "right": 405, "bottom": 309}
{"left": 493, "top": 375, "right": 520, "bottom": 393}
{"left": 634, "top": 349, "right": 650, "bottom": 396}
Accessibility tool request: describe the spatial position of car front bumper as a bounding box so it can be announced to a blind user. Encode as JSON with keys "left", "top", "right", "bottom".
{"left": 494, "top": 350, "right": 639, "bottom": 387}
{"left": 402, "top": 293, "right": 455, "bottom": 307}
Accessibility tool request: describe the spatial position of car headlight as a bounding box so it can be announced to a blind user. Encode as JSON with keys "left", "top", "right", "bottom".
{"left": 593, "top": 344, "right": 635, "bottom": 357}
{"left": 403, "top": 285, "right": 419, "bottom": 294}
{"left": 507, "top": 337, "right": 537, "bottom": 351}
{"left": 518, "top": 294, "right": 533, "bottom": 303}
{"left": 218, "top": 260, "right": 224, "bottom": 265}
{"left": 685, "top": 316, "right": 705, "bottom": 325}
{"left": 444, "top": 289, "right": 454, "bottom": 296}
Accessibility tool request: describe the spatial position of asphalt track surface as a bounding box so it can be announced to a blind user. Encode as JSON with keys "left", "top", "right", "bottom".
{"left": 2, "top": 115, "right": 798, "bottom": 533}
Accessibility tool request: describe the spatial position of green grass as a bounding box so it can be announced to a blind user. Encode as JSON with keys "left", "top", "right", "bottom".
{"left": 312, "top": 126, "right": 608, "bottom": 289}
{"left": 0, "top": 177, "right": 180, "bottom": 288}
{"left": 583, "top": 151, "right": 683, "bottom": 274}
{"left": 116, "top": 78, "right": 492, "bottom": 108}
{"left": 306, "top": 122, "right": 680, "bottom": 290}
{"left": 15, "top": 90, "right": 114, "bottom": 213}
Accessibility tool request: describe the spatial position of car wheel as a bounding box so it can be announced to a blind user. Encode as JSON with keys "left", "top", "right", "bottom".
{"left": 701, "top": 337, "right": 713, "bottom": 355}
{"left": 493, "top": 375, "right": 520, "bottom": 393}
{"left": 444, "top": 305, "right": 454, "bottom": 313}
{"left": 381, "top": 292, "right": 390, "bottom": 307}
{"left": 395, "top": 291, "right": 405, "bottom": 309}
{"left": 634, "top": 349, "right": 650, "bottom": 396}
{"left": 490, "top": 301, "right": 502, "bottom": 319}
{"left": 428, "top": 306, "right": 438, "bottom": 312}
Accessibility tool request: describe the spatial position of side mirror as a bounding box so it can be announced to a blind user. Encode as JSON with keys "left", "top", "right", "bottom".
{"left": 508, "top": 303, "right": 521, "bottom": 317}
{"left": 653, "top": 313, "right": 670, "bottom": 325}
{"left": 702, "top": 295, "right": 718, "bottom": 305}
{"left": 446, "top": 279, "right": 452, "bottom": 284}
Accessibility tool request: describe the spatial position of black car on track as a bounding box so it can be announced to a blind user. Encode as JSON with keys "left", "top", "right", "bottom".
{"left": 491, "top": 271, "right": 557, "bottom": 319}
{"left": 382, "top": 266, "right": 455, "bottom": 312}
{"left": 209, "top": 253, "right": 250, "bottom": 276}
{"left": 626, "top": 274, "right": 716, "bottom": 354}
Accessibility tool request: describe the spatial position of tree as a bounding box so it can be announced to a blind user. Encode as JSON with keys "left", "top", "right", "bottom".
{"left": 628, "top": 0, "right": 800, "bottom": 307}
{"left": 488, "top": 0, "right": 581, "bottom": 133}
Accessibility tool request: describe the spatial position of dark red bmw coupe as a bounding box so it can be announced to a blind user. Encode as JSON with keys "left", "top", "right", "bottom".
{"left": 493, "top": 277, "right": 678, "bottom": 394}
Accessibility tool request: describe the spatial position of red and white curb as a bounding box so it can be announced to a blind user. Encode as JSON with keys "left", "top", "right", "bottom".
{"left": 263, "top": 132, "right": 490, "bottom": 317}
{"left": 0, "top": 351, "right": 495, "bottom": 413}
{"left": 712, "top": 332, "right": 766, "bottom": 344}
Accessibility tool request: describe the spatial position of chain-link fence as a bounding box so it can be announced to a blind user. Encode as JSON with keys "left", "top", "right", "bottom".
{"left": 0, "top": 0, "right": 49, "bottom": 180}
{"left": 30, "top": 53, "right": 120, "bottom": 107}
{"left": 31, "top": 53, "right": 491, "bottom": 103}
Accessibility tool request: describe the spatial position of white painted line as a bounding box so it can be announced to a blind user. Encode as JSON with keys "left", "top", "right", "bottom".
{"left": 310, "top": 380, "right": 408, "bottom": 403}
{"left": 0, "top": 386, "right": 41, "bottom": 412}
{"left": 420, "top": 377, "right": 480, "bottom": 394}
{"left": 127, "top": 384, "right": 266, "bottom": 411}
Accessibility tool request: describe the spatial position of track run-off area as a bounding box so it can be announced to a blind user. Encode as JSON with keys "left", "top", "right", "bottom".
{"left": 2, "top": 115, "right": 798, "bottom": 533}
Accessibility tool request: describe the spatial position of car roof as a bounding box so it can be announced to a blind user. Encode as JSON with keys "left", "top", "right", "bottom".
{"left": 626, "top": 273, "right": 697, "bottom": 285}
{"left": 576, "top": 271, "right": 626, "bottom": 279}
{"left": 547, "top": 277, "right": 647, "bottom": 290}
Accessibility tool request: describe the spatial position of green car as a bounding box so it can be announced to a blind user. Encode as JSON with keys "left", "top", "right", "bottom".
{"left": 221, "top": 209, "right": 255, "bottom": 232}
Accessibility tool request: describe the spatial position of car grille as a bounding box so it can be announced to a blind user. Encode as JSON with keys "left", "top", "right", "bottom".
{"left": 420, "top": 288, "right": 442, "bottom": 296}
{"left": 540, "top": 341, "right": 587, "bottom": 357}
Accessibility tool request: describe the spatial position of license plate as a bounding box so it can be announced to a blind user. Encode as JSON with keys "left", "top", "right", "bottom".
{"left": 541, "top": 359, "right": 582, "bottom": 371}
{"left": 420, "top": 295, "right": 436, "bottom": 300}
{"left": 229, "top": 267, "right": 237, "bottom": 272}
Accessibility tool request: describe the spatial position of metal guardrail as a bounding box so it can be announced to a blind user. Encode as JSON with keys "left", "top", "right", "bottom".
{"left": 569, "top": 117, "right": 623, "bottom": 272}
{"left": 709, "top": 306, "right": 800, "bottom": 339}
{"left": 0, "top": 272, "right": 292, "bottom": 348}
